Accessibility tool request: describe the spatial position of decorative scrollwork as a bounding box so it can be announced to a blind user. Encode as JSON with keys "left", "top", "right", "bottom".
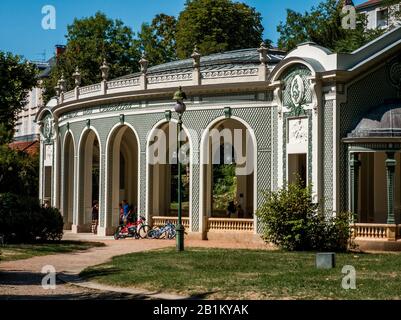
{"left": 201, "top": 68, "right": 258, "bottom": 79}
{"left": 147, "top": 73, "right": 192, "bottom": 84}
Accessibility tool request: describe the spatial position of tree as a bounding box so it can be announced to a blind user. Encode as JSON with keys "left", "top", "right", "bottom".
{"left": 0, "top": 52, "right": 37, "bottom": 137}
{"left": 175, "top": 0, "right": 264, "bottom": 59}
{"left": 0, "top": 145, "right": 39, "bottom": 197}
{"left": 137, "top": 14, "right": 178, "bottom": 66}
{"left": 43, "top": 12, "right": 141, "bottom": 103}
{"left": 383, "top": 0, "right": 401, "bottom": 27}
{"left": 277, "top": 0, "right": 385, "bottom": 53}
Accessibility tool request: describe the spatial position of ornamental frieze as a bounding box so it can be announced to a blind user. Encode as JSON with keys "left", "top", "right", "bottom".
{"left": 59, "top": 103, "right": 142, "bottom": 121}
{"left": 201, "top": 68, "right": 258, "bottom": 79}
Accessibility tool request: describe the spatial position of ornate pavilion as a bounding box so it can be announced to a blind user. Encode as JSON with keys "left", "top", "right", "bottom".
{"left": 36, "top": 27, "right": 401, "bottom": 250}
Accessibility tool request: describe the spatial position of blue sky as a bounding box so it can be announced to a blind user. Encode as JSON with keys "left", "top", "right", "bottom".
{"left": 0, "top": 0, "right": 366, "bottom": 61}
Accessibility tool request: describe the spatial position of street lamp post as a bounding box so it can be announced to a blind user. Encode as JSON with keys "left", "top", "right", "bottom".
{"left": 173, "top": 86, "right": 187, "bottom": 251}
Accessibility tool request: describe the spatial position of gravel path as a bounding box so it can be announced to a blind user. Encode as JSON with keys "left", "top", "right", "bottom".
{"left": 0, "top": 231, "right": 271, "bottom": 300}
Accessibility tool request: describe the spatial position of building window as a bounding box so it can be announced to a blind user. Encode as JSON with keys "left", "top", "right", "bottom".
{"left": 31, "top": 89, "right": 37, "bottom": 108}
{"left": 377, "top": 8, "right": 388, "bottom": 28}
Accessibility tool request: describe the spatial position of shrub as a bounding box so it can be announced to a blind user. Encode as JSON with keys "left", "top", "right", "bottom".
{"left": 256, "top": 182, "right": 352, "bottom": 252}
{"left": 0, "top": 193, "right": 64, "bottom": 243}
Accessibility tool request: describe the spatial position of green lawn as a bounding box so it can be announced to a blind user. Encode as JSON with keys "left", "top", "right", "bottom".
{"left": 170, "top": 202, "right": 190, "bottom": 210}
{"left": 80, "top": 247, "right": 401, "bottom": 299}
{"left": 0, "top": 241, "right": 105, "bottom": 262}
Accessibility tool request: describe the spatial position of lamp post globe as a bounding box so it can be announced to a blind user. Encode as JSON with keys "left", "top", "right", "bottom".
{"left": 174, "top": 101, "right": 186, "bottom": 114}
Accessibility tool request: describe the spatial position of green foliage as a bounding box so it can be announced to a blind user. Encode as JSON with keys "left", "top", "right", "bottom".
{"left": 0, "top": 193, "right": 64, "bottom": 243}
{"left": 137, "top": 14, "right": 178, "bottom": 66}
{"left": 256, "top": 181, "right": 352, "bottom": 251}
{"left": 0, "top": 145, "right": 39, "bottom": 197}
{"left": 0, "top": 123, "right": 14, "bottom": 145}
{"left": 43, "top": 12, "right": 141, "bottom": 103}
{"left": 0, "top": 51, "right": 37, "bottom": 135}
{"left": 212, "top": 164, "right": 237, "bottom": 210}
{"left": 176, "top": 0, "right": 264, "bottom": 58}
{"left": 277, "top": 0, "right": 386, "bottom": 53}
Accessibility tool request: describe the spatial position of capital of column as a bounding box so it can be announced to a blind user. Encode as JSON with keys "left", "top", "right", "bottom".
{"left": 385, "top": 152, "right": 396, "bottom": 168}
{"left": 350, "top": 153, "right": 361, "bottom": 167}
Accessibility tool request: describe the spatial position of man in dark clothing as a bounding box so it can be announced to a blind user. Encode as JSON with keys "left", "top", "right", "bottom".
{"left": 226, "top": 201, "right": 236, "bottom": 218}
{"left": 92, "top": 200, "right": 99, "bottom": 234}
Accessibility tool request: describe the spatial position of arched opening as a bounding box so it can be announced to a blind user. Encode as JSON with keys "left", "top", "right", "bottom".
{"left": 77, "top": 129, "right": 100, "bottom": 232}
{"left": 148, "top": 121, "right": 191, "bottom": 221}
{"left": 62, "top": 132, "right": 74, "bottom": 229}
{"left": 344, "top": 103, "right": 401, "bottom": 244}
{"left": 106, "top": 125, "right": 139, "bottom": 233}
{"left": 202, "top": 118, "right": 255, "bottom": 219}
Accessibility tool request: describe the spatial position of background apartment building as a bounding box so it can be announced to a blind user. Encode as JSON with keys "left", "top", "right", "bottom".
{"left": 13, "top": 45, "right": 64, "bottom": 143}
{"left": 356, "top": 0, "right": 400, "bottom": 30}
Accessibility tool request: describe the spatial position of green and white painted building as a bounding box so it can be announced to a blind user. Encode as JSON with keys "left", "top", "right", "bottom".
{"left": 36, "top": 27, "right": 401, "bottom": 249}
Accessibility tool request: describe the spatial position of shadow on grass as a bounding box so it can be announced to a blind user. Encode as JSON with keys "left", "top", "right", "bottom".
{"left": 185, "top": 291, "right": 218, "bottom": 300}
{"left": 0, "top": 270, "right": 153, "bottom": 300}
{"left": 78, "top": 267, "right": 217, "bottom": 300}
{"left": 79, "top": 267, "right": 121, "bottom": 280}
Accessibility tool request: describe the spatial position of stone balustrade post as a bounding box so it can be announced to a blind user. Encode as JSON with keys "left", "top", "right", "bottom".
{"left": 191, "top": 45, "right": 201, "bottom": 86}
{"left": 257, "top": 42, "right": 269, "bottom": 81}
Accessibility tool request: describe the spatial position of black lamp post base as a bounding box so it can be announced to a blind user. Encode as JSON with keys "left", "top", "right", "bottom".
{"left": 176, "top": 224, "right": 184, "bottom": 251}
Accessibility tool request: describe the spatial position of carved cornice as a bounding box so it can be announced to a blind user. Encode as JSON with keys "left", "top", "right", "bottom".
{"left": 108, "top": 78, "right": 140, "bottom": 89}
{"left": 201, "top": 68, "right": 258, "bottom": 79}
{"left": 147, "top": 72, "right": 193, "bottom": 84}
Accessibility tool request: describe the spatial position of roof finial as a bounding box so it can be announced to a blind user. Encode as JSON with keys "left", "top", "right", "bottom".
{"left": 191, "top": 45, "right": 201, "bottom": 68}
{"left": 257, "top": 42, "right": 268, "bottom": 65}
{"left": 139, "top": 52, "right": 149, "bottom": 74}
{"left": 72, "top": 66, "right": 81, "bottom": 87}
{"left": 100, "top": 59, "right": 110, "bottom": 81}
{"left": 58, "top": 73, "right": 66, "bottom": 92}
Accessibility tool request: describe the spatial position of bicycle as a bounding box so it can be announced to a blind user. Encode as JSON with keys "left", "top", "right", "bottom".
{"left": 114, "top": 215, "right": 150, "bottom": 240}
{"left": 147, "top": 221, "right": 176, "bottom": 239}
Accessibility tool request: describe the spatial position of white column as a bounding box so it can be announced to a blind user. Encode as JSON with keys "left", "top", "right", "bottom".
{"left": 52, "top": 137, "right": 59, "bottom": 208}
{"left": 274, "top": 84, "right": 284, "bottom": 188}
{"left": 310, "top": 78, "right": 323, "bottom": 203}
{"left": 72, "top": 142, "right": 79, "bottom": 231}
{"left": 39, "top": 141, "right": 44, "bottom": 202}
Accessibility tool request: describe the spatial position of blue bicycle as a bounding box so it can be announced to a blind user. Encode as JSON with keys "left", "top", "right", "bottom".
{"left": 147, "top": 221, "right": 176, "bottom": 239}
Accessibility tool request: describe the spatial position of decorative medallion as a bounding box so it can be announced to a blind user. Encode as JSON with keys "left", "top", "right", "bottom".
{"left": 282, "top": 65, "right": 312, "bottom": 116}
{"left": 224, "top": 107, "right": 232, "bottom": 118}
{"left": 389, "top": 62, "right": 401, "bottom": 89}
{"left": 164, "top": 110, "right": 171, "bottom": 121}
{"left": 290, "top": 75, "right": 305, "bottom": 107}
